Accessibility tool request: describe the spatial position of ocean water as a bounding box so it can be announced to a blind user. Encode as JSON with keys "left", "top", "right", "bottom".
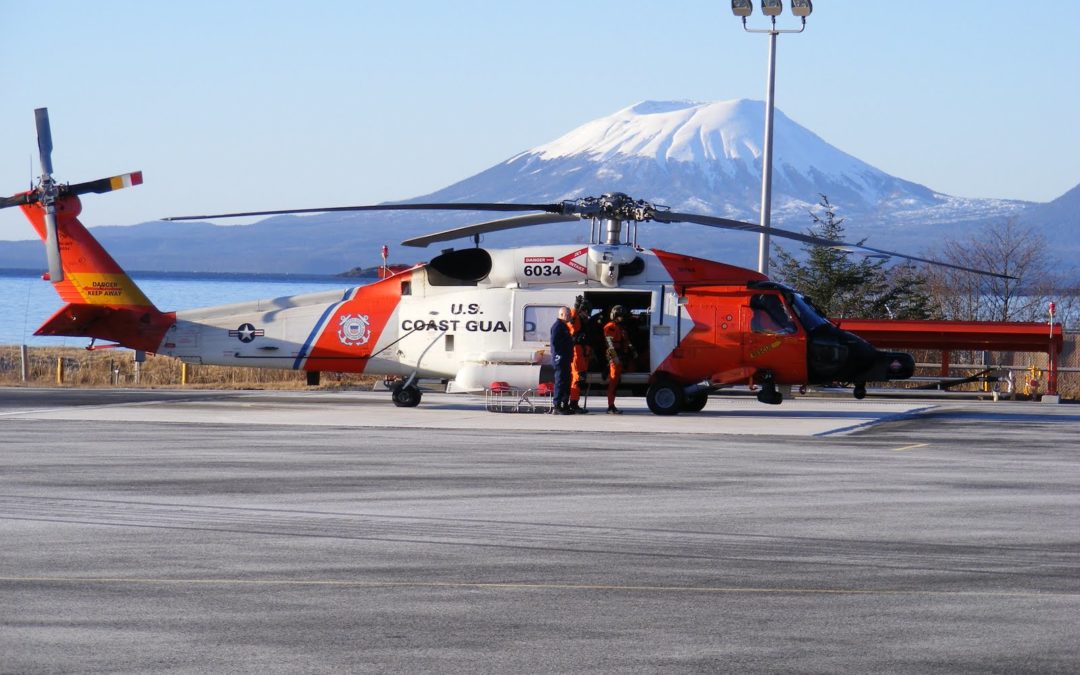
{"left": 0, "top": 269, "right": 359, "bottom": 346}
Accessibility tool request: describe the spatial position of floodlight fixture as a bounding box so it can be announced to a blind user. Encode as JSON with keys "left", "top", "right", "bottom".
{"left": 790, "top": 0, "right": 812, "bottom": 18}
{"left": 731, "top": 0, "right": 753, "bottom": 17}
{"left": 761, "top": 0, "right": 783, "bottom": 17}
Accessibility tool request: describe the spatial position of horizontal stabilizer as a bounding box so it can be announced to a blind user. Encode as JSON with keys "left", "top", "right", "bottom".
{"left": 36, "top": 303, "right": 174, "bottom": 353}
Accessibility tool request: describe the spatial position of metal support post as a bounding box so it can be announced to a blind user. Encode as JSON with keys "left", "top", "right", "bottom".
{"left": 758, "top": 30, "right": 777, "bottom": 275}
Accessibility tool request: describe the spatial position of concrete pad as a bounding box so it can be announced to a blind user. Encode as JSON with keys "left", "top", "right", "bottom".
{"left": 0, "top": 389, "right": 935, "bottom": 436}
{"left": 2, "top": 387, "right": 1079, "bottom": 672}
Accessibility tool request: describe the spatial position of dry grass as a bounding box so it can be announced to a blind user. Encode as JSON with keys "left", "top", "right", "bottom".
{"left": 1, "top": 345, "right": 1074, "bottom": 399}
{"left": 0, "top": 346, "right": 380, "bottom": 390}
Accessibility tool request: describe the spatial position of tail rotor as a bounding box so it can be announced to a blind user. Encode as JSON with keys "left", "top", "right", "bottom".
{"left": 0, "top": 107, "right": 144, "bottom": 284}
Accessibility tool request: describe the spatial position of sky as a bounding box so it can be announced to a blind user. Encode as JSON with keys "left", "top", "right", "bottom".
{"left": 1, "top": 1, "right": 1077, "bottom": 242}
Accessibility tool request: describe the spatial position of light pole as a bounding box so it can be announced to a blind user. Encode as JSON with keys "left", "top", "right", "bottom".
{"left": 730, "top": 0, "right": 812, "bottom": 275}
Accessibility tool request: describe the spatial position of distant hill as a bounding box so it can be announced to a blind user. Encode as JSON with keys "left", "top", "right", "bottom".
{"left": 1, "top": 99, "right": 1071, "bottom": 274}
{"left": 1025, "top": 181, "right": 1080, "bottom": 232}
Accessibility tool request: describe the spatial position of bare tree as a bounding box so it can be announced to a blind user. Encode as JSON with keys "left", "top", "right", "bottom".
{"left": 927, "top": 218, "right": 1059, "bottom": 323}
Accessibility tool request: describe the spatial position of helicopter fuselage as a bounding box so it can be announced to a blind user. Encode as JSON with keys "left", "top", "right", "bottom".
{"left": 150, "top": 242, "right": 914, "bottom": 408}
{"left": 19, "top": 194, "right": 914, "bottom": 413}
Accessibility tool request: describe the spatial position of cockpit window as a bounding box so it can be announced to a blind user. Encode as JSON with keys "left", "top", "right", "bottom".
{"left": 750, "top": 294, "right": 797, "bottom": 335}
{"left": 790, "top": 293, "right": 831, "bottom": 332}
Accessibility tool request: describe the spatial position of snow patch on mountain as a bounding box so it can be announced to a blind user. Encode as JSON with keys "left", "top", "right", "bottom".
{"left": 522, "top": 99, "right": 904, "bottom": 205}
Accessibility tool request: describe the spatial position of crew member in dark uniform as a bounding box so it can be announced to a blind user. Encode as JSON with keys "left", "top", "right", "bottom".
{"left": 549, "top": 305, "right": 574, "bottom": 414}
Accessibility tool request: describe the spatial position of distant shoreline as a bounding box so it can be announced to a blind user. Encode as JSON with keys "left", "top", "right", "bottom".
{"left": 0, "top": 268, "right": 376, "bottom": 282}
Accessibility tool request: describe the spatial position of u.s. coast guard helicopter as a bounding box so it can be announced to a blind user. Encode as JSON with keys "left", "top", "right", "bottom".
{"left": 4, "top": 108, "right": 1005, "bottom": 413}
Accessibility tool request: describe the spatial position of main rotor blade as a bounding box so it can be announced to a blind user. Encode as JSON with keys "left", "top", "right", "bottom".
{"left": 402, "top": 213, "right": 579, "bottom": 248}
{"left": 847, "top": 241, "right": 1019, "bottom": 279}
{"left": 35, "top": 108, "right": 54, "bottom": 176}
{"left": 66, "top": 171, "right": 144, "bottom": 196}
{"left": 164, "top": 201, "right": 564, "bottom": 221}
{"left": 658, "top": 210, "right": 1017, "bottom": 280}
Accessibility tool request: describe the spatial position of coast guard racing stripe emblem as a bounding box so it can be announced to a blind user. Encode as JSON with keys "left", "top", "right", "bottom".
{"left": 338, "top": 313, "right": 372, "bottom": 347}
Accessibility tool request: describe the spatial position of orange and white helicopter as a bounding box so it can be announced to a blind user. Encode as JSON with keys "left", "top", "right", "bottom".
{"left": 4, "top": 109, "right": 1007, "bottom": 413}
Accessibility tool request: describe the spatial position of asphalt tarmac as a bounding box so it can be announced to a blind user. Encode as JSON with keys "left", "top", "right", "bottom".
{"left": 1, "top": 387, "right": 1078, "bottom": 673}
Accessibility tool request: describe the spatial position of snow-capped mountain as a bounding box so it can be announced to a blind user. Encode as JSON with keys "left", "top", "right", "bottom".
{"left": 0, "top": 99, "right": 1059, "bottom": 274}
{"left": 406, "top": 99, "right": 1029, "bottom": 259}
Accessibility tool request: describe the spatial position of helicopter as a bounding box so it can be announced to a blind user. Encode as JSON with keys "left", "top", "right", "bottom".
{"left": 4, "top": 108, "right": 1010, "bottom": 414}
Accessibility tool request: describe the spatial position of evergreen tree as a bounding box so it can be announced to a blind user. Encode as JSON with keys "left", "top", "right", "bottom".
{"left": 771, "top": 195, "right": 934, "bottom": 319}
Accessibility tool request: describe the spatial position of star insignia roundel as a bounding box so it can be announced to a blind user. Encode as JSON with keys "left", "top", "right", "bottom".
{"left": 228, "top": 323, "right": 264, "bottom": 343}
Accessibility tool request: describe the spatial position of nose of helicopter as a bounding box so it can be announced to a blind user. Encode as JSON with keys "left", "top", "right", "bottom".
{"left": 806, "top": 327, "right": 915, "bottom": 385}
{"left": 864, "top": 350, "right": 916, "bottom": 381}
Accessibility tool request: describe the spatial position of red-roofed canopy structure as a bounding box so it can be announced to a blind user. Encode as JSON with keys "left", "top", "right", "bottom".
{"left": 840, "top": 319, "right": 1064, "bottom": 395}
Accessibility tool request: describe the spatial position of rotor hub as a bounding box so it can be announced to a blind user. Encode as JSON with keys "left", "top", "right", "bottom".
{"left": 561, "top": 192, "right": 660, "bottom": 223}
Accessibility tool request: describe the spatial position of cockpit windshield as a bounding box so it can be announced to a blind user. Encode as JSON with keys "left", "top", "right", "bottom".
{"left": 789, "top": 293, "right": 832, "bottom": 332}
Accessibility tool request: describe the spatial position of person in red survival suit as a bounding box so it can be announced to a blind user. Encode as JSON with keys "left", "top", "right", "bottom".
{"left": 602, "top": 304, "right": 637, "bottom": 415}
{"left": 567, "top": 295, "right": 592, "bottom": 414}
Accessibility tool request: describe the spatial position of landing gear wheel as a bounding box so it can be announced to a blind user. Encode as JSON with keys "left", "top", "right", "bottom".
{"left": 682, "top": 392, "right": 708, "bottom": 413}
{"left": 756, "top": 389, "right": 783, "bottom": 405}
{"left": 646, "top": 379, "right": 684, "bottom": 416}
{"left": 755, "top": 373, "right": 783, "bottom": 405}
{"left": 853, "top": 383, "right": 867, "bottom": 400}
{"left": 392, "top": 384, "right": 422, "bottom": 407}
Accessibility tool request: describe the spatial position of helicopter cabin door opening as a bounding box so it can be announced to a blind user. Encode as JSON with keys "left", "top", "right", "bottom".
{"left": 579, "top": 290, "right": 653, "bottom": 382}
{"left": 515, "top": 290, "right": 654, "bottom": 383}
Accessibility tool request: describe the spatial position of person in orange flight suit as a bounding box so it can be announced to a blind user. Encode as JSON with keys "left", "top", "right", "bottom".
{"left": 567, "top": 295, "right": 592, "bottom": 414}
{"left": 603, "top": 304, "right": 637, "bottom": 415}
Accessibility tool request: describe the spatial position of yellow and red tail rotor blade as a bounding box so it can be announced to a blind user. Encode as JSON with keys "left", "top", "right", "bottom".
{"left": 66, "top": 171, "right": 143, "bottom": 196}
{"left": 3, "top": 172, "right": 145, "bottom": 209}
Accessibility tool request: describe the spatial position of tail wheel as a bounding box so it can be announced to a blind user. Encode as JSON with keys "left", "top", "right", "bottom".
{"left": 392, "top": 383, "right": 422, "bottom": 407}
{"left": 682, "top": 393, "right": 708, "bottom": 413}
{"left": 853, "top": 383, "right": 867, "bottom": 400}
{"left": 755, "top": 371, "right": 783, "bottom": 405}
{"left": 756, "top": 390, "right": 783, "bottom": 405}
{"left": 646, "top": 378, "right": 684, "bottom": 415}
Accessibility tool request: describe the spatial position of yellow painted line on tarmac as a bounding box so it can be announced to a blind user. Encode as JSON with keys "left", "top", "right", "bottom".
{"left": 0, "top": 576, "right": 1074, "bottom": 599}
{"left": 891, "top": 443, "right": 929, "bottom": 452}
